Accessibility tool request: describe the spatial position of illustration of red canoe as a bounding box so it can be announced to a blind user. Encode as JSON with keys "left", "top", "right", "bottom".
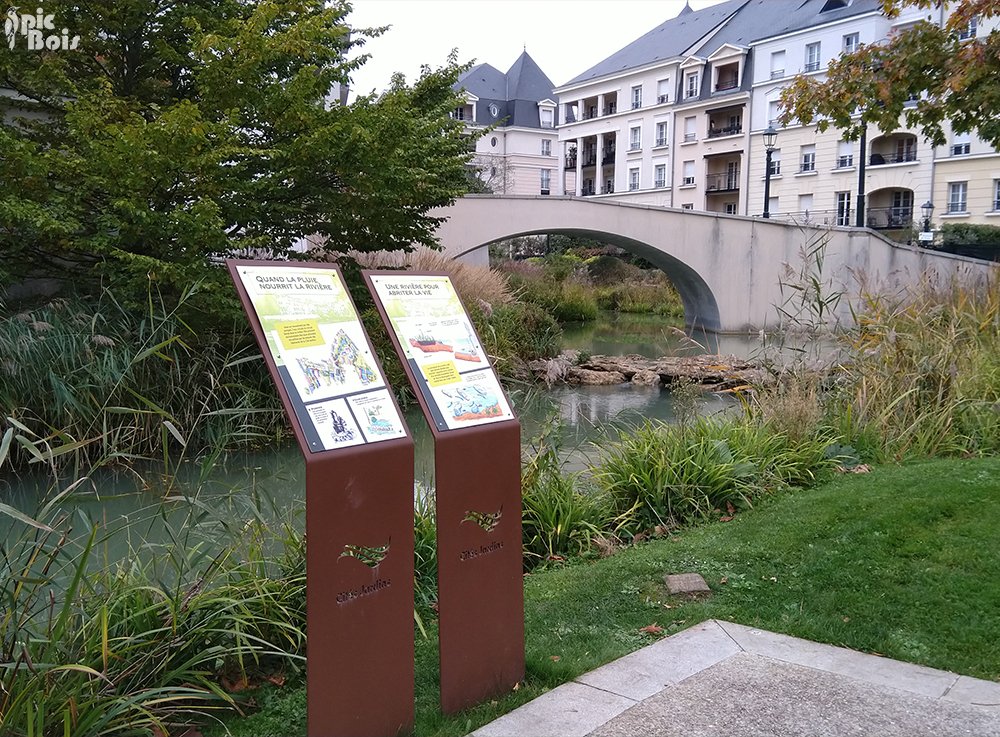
{"left": 410, "top": 338, "right": 452, "bottom": 353}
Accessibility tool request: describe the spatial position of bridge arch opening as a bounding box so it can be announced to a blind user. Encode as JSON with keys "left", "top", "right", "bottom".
{"left": 453, "top": 227, "right": 722, "bottom": 332}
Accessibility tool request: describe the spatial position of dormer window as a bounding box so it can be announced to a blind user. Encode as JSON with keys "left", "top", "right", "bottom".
{"left": 685, "top": 71, "right": 700, "bottom": 99}
{"left": 540, "top": 108, "right": 554, "bottom": 129}
{"left": 820, "top": 0, "right": 850, "bottom": 11}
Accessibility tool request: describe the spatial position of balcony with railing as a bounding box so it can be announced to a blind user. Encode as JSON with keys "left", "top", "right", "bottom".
{"left": 707, "top": 106, "right": 744, "bottom": 139}
{"left": 868, "top": 133, "right": 918, "bottom": 166}
{"left": 582, "top": 152, "right": 597, "bottom": 167}
{"left": 866, "top": 206, "right": 914, "bottom": 229}
{"left": 705, "top": 171, "right": 740, "bottom": 193}
{"left": 602, "top": 146, "right": 616, "bottom": 165}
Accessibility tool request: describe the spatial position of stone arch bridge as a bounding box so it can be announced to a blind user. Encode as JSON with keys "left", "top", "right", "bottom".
{"left": 431, "top": 196, "right": 994, "bottom": 333}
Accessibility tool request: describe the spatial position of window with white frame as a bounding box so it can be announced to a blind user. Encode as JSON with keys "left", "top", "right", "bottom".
{"left": 837, "top": 140, "right": 854, "bottom": 168}
{"left": 805, "top": 42, "right": 821, "bottom": 72}
{"left": 541, "top": 139, "right": 551, "bottom": 156}
{"left": 629, "top": 126, "right": 641, "bottom": 151}
{"left": 656, "top": 79, "right": 670, "bottom": 104}
{"left": 770, "top": 50, "right": 785, "bottom": 79}
{"left": 685, "top": 71, "right": 700, "bottom": 99}
{"left": 800, "top": 144, "right": 816, "bottom": 172}
{"left": 724, "top": 202, "right": 738, "bottom": 215}
{"left": 799, "top": 193, "right": 814, "bottom": 217}
{"left": 958, "top": 16, "right": 977, "bottom": 40}
{"left": 836, "top": 191, "right": 851, "bottom": 226}
{"left": 629, "top": 167, "right": 640, "bottom": 191}
{"left": 843, "top": 33, "right": 859, "bottom": 53}
{"left": 540, "top": 169, "right": 551, "bottom": 194}
{"left": 683, "top": 116, "right": 697, "bottom": 142}
{"left": 768, "top": 100, "right": 782, "bottom": 127}
{"left": 631, "top": 85, "right": 642, "bottom": 109}
{"left": 682, "top": 160, "right": 695, "bottom": 186}
{"left": 994, "top": 179, "right": 1000, "bottom": 211}
{"left": 681, "top": 203, "right": 694, "bottom": 210}
{"left": 540, "top": 108, "right": 554, "bottom": 128}
{"left": 951, "top": 131, "right": 971, "bottom": 156}
{"left": 654, "top": 164, "right": 667, "bottom": 188}
{"left": 656, "top": 121, "right": 668, "bottom": 146}
{"left": 768, "top": 148, "right": 781, "bottom": 176}
{"left": 768, "top": 196, "right": 779, "bottom": 215}
{"left": 948, "top": 181, "right": 968, "bottom": 213}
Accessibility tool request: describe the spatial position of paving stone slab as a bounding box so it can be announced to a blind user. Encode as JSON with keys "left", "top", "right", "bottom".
{"left": 469, "top": 681, "right": 635, "bottom": 737}
{"left": 717, "top": 620, "right": 958, "bottom": 698}
{"left": 945, "top": 675, "right": 1000, "bottom": 710}
{"left": 588, "top": 652, "right": 1000, "bottom": 737}
{"left": 575, "top": 620, "right": 740, "bottom": 701}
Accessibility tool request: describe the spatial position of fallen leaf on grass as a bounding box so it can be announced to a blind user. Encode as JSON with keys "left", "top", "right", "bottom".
{"left": 720, "top": 576, "right": 729, "bottom": 585}
{"left": 221, "top": 675, "right": 251, "bottom": 693}
{"left": 639, "top": 624, "right": 664, "bottom": 635}
{"left": 266, "top": 673, "right": 286, "bottom": 687}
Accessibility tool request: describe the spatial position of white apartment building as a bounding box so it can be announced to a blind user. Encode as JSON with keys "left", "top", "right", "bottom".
{"left": 453, "top": 51, "right": 559, "bottom": 196}
{"left": 555, "top": 0, "right": 1000, "bottom": 233}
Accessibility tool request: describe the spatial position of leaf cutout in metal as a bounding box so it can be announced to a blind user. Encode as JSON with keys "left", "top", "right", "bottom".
{"left": 339, "top": 538, "right": 390, "bottom": 568}
{"left": 462, "top": 506, "right": 502, "bottom": 533}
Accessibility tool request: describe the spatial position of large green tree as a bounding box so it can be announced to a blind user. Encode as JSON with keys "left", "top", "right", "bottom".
{"left": 0, "top": 0, "right": 472, "bottom": 312}
{"left": 780, "top": 0, "right": 1000, "bottom": 147}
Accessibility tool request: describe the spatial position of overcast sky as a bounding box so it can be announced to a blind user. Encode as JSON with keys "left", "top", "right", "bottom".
{"left": 345, "top": 0, "right": 726, "bottom": 98}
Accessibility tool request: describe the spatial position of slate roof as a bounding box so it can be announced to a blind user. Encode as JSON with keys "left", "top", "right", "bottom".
{"left": 455, "top": 51, "right": 556, "bottom": 128}
{"left": 562, "top": 0, "right": 748, "bottom": 86}
{"left": 561, "top": 0, "right": 883, "bottom": 88}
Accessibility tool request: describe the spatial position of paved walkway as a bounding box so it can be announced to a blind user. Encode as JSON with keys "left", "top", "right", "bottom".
{"left": 470, "top": 620, "right": 1000, "bottom": 737}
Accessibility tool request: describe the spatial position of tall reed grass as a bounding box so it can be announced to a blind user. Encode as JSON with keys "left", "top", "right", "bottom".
{"left": 831, "top": 274, "right": 1000, "bottom": 459}
{"left": 0, "top": 286, "right": 282, "bottom": 472}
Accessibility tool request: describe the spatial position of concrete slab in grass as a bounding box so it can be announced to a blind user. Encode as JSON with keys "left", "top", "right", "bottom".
{"left": 575, "top": 620, "right": 741, "bottom": 701}
{"left": 469, "top": 681, "right": 635, "bottom": 737}
{"left": 717, "top": 620, "right": 959, "bottom": 698}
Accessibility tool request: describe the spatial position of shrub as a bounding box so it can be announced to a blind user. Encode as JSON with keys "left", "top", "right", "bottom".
{"left": 593, "top": 417, "right": 838, "bottom": 536}
{"left": 474, "top": 302, "right": 561, "bottom": 379}
{"left": 521, "top": 427, "right": 607, "bottom": 566}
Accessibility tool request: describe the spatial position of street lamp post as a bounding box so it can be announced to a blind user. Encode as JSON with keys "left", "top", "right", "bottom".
{"left": 919, "top": 200, "right": 935, "bottom": 245}
{"left": 762, "top": 125, "right": 778, "bottom": 219}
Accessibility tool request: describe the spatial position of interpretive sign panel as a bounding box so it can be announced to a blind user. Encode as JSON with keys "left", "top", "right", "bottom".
{"left": 367, "top": 274, "right": 514, "bottom": 431}
{"left": 233, "top": 263, "right": 406, "bottom": 452}
{"left": 228, "top": 260, "right": 414, "bottom": 737}
{"left": 364, "top": 271, "right": 524, "bottom": 715}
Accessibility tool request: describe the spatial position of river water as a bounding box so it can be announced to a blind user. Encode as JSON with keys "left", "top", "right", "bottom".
{"left": 1, "top": 313, "right": 767, "bottom": 543}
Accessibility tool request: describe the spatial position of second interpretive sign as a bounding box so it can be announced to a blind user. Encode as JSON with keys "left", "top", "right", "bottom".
{"left": 367, "top": 273, "right": 514, "bottom": 431}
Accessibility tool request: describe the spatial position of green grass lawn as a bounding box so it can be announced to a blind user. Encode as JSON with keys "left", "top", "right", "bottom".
{"left": 215, "top": 457, "right": 1000, "bottom": 736}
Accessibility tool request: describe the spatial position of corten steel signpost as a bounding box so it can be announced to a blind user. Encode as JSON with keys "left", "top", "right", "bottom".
{"left": 227, "top": 260, "right": 415, "bottom": 737}
{"left": 364, "top": 271, "right": 525, "bottom": 714}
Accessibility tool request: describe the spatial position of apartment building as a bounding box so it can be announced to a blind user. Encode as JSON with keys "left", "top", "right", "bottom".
{"left": 452, "top": 51, "right": 559, "bottom": 196}
{"left": 555, "top": 0, "right": 1000, "bottom": 232}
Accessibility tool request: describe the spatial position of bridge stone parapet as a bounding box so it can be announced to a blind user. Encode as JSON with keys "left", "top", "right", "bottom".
{"left": 431, "top": 195, "right": 995, "bottom": 333}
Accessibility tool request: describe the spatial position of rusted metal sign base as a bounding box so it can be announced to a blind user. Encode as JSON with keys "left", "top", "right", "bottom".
{"left": 435, "top": 421, "right": 525, "bottom": 714}
{"left": 306, "top": 441, "right": 415, "bottom": 737}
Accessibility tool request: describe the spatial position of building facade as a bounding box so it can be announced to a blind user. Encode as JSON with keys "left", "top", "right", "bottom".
{"left": 553, "top": 0, "right": 1000, "bottom": 233}
{"left": 453, "top": 51, "right": 559, "bottom": 197}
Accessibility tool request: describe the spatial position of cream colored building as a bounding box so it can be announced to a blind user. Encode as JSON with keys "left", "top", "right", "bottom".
{"left": 453, "top": 52, "right": 559, "bottom": 197}
{"left": 553, "top": 0, "right": 1000, "bottom": 235}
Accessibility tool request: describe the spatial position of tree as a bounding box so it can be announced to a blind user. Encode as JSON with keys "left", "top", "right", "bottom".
{"left": 779, "top": 0, "right": 1000, "bottom": 147}
{"left": 0, "top": 0, "right": 473, "bottom": 313}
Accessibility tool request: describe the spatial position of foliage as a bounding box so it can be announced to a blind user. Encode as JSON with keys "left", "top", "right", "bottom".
{"left": 520, "top": 424, "right": 607, "bottom": 566}
{"left": 0, "top": 0, "right": 472, "bottom": 314}
{"left": 0, "top": 286, "right": 282, "bottom": 472}
{"left": 0, "top": 454, "right": 307, "bottom": 737}
{"left": 830, "top": 274, "right": 1000, "bottom": 459}
{"left": 938, "top": 222, "right": 1000, "bottom": 246}
{"left": 413, "top": 487, "right": 438, "bottom": 612}
{"left": 779, "top": 0, "right": 1000, "bottom": 148}
{"left": 216, "top": 456, "right": 1000, "bottom": 736}
{"left": 593, "top": 416, "right": 839, "bottom": 537}
{"left": 472, "top": 302, "right": 562, "bottom": 380}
